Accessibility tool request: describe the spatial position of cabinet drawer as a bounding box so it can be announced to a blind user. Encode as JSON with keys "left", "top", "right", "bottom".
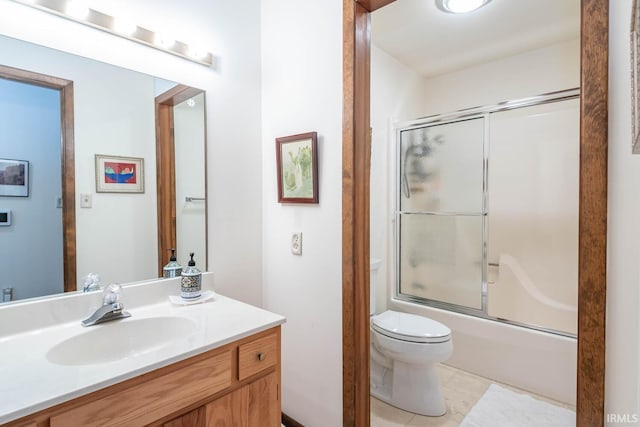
{"left": 238, "top": 333, "right": 278, "bottom": 380}
{"left": 50, "top": 350, "right": 232, "bottom": 427}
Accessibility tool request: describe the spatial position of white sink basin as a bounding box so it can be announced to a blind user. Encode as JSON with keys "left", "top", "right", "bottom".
{"left": 46, "top": 317, "right": 196, "bottom": 366}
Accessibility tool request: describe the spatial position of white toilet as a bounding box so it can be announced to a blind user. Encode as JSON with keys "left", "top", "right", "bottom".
{"left": 369, "top": 258, "right": 453, "bottom": 416}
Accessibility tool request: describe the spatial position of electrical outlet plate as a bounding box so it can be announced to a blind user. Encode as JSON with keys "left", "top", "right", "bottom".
{"left": 291, "top": 232, "right": 302, "bottom": 255}
{"left": 80, "top": 193, "right": 92, "bottom": 208}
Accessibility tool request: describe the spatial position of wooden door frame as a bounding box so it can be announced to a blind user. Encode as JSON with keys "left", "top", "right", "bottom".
{"left": 0, "top": 64, "right": 76, "bottom": 294}
{"left": 155, "top": 85, "right": 207, "bottom": 276}
{"left": 342, "top": 0, "right": 609, "bottom": 426}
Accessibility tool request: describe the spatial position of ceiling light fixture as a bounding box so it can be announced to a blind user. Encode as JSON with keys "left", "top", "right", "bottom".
{"left": 9, "top": 0, "right": 215, "bottom": 67}
{"left": 436, "top": 0, "right": 492, "bottom": 14}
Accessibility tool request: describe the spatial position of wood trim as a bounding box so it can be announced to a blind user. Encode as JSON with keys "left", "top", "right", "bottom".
{"left": 577, "top": 0, "right": 609, "bottom": 425}
{"left": 342, "top": 1, "right": 371, "bottom": 426}
{"left": 355, "top": 0, "right": 395, "bottom": 12}
{"left": 342, "top": 0, "right": 609, "bottom": 426}
{"left": 155, "top": 85, "right": 206, "bottom": 275}
{"left": 342, "top": 1, "right": 356, "bottom": 425}
{"left": 155, "top": 101, "right": 177, "bottom": 276}
{"left": 0, "top": 64, "right": 76, "bottom": 293}
{"left": 60, "top": 80, "right": 76, "bottom": 294}
{"left": 156, "top": 84, "right": 203, "bottom": 107}
{"left": 282, "top": 413, "right": 305, "bottom": 427}
{"left": 0, "top": 64, "right": 72, "bottom": 89}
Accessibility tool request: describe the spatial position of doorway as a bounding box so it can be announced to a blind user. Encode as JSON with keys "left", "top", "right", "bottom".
{"left": 342, "top": 0, "right": 608, "bottom": 425}
{"left": 0, "top": 64, "right": 76, "bottom": 299}
{"left": 155, "top": 84, "right": 207, "bottom": 276}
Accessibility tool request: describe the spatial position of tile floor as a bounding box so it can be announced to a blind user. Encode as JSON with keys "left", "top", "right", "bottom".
{"left": 370, "top": 364, "right": 574, "bottom": 427}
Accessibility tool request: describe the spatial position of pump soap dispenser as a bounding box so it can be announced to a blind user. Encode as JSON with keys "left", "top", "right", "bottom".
{"left": 163, "top": 248, "right": 182, "bottom": 278}
{"left": 180, "top": 252, "right": 202, "bottom": 300}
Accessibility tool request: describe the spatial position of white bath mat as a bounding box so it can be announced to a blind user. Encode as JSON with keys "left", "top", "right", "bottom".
{"left": 460, "top": 384, "right": 575, "bottom": 427}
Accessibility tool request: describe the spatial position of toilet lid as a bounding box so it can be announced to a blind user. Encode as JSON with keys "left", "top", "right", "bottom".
{"left": 371, "top": 310, "right": 451, "bottom": 343}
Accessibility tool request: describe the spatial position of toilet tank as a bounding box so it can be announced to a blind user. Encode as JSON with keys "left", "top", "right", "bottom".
{"left": 370, "top": 258, "right": 382, "bottom": 316}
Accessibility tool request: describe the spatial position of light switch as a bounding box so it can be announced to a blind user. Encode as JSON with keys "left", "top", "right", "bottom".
{"left": 80, "top": 193, "right": 92, "bottom": 208}
{"left": 291, "top": 232, "right": 302, "bottom": 255}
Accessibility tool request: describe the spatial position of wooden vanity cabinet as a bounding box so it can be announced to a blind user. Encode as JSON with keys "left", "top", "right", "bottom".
{"left": 4, "top": 327, "right": 281, "bottom": 427}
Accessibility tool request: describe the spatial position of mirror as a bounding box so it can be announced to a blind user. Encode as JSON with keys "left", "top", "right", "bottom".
{"left": 0, "top": 34, "right": 207, "bottom": 302}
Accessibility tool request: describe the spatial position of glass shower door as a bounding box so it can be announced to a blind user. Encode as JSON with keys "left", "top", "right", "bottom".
{"left": 396, "top": 117, "right": 485, "bottom": 310}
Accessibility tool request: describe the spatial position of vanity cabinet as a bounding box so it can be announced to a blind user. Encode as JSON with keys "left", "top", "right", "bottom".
{"left": 4, "top": 327, "right": 281, "bottom": 427}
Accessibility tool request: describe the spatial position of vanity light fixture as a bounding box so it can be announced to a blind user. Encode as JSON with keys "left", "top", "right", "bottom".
{"left": 154, "top": 33, "right": 175, "bottom": 49}
{"left": 436, "top": 0, "right": 492, "bottom": 14}
{"left": 9, "top": 0, "right": 215, "bottom": 67}
{"left": 112, "top": 17, "right": 137, "bottom": 36}
{"left": 64, "top": 0, "right": 88, "bottom": 19}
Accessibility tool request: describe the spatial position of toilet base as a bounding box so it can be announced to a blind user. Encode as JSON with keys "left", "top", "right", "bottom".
{"left": 371, "top": 358, "right": 447, "bottom": 417}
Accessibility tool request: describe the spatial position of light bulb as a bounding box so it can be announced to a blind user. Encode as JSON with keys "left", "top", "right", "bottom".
{"left": 154, "top": 33, "right": 175, "bottom": 48}
{"left": 437, "top": 0, "right": 491, "bottom": 14}
{"left": 188, "top": 45, "right": 208, "bottom": 60}
{"left": 113, "top": 17, "right": 137, "bottom": 36}
{"left": 65, "top": 0, "right": 89, "bottom": 19}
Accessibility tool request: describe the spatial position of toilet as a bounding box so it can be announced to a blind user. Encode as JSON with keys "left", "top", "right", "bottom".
{"left": 369, "top": 258, "right": 453, "bottom": 416}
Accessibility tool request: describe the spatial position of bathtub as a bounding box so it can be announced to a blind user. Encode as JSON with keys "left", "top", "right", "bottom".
{"left": 388, "top": 298, "right": 577, "bottom": 405}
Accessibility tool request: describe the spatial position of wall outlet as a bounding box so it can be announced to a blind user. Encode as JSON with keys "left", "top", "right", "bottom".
{"left": 291, "top": 232, "right": 302, "bottom": 255}
{"left": 80, "top": 193, "right": 92, "bottom": 208}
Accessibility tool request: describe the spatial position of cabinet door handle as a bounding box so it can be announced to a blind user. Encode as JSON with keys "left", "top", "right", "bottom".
{"left": 257, "top": 352, "right": 265, "bottom": 361}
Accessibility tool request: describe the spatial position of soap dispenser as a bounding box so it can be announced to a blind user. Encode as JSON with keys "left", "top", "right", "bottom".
{"left": 163, "top": 248, "right": 182, "bottom": 278}
{"left": 180, "top": 252, "right": 202, "bottom": 300}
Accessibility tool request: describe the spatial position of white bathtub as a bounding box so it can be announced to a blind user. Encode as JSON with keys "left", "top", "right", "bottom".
{"left": 487, "top": 254, "right": 578, "bottom": 335}
{"left": 388, "top": 298, "right": 577, "bottom": 405}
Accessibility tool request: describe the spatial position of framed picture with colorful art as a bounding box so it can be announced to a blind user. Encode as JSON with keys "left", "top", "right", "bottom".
{"left": 95, "top": 154, "right": 144, "bottom": 193}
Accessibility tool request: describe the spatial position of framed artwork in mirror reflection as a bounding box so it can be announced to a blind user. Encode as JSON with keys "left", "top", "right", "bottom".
{"left": 0, "top": 158, "right": 29, "bottom": 197}
{"left": 276, "top": 132, "right": 319, "bottom": 204}
{"left": 95, "top": 154, "right": 144, "bottom": 193}
{"left": 632, "top": 0, "right": 640, "bottom": 153}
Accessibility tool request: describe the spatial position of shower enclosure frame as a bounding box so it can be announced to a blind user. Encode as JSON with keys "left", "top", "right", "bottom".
{"left": 393, "top": 88, "right": 580, "bottom": 338}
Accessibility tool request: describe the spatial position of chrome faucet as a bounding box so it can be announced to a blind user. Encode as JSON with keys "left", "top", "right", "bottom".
{"left": 82, "top": 284, "right": 131, "bottom": 327}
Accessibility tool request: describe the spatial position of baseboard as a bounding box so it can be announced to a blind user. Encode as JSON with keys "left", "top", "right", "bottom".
{"left": 282, "top": 412, "right": 305, "bottom": 427}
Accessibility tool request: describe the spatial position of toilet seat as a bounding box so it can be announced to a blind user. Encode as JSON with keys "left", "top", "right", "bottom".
{"left": 371, "top": 310, "right": 451, "bottom": 343}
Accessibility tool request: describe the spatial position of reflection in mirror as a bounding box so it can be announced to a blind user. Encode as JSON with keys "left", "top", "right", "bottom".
{"left": 0, "top": 35, "right": 207, "bottom": 303}
{"left": 0, "top": 75, "right": 65, "bottom": 301}
{"left": 155, "top": 85, "right": 207, "bottom": 277}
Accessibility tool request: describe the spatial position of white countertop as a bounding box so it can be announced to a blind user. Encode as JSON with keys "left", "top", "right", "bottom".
{"left": 0, "top": 276, "right": 285, "bottom": 424}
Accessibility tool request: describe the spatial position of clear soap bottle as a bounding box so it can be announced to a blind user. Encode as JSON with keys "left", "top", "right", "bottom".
{"left": 163, "top": 248, "right": 182, "bottom": 278}
{"left": 180, "top": 252, "right": 202, "bottom": 300}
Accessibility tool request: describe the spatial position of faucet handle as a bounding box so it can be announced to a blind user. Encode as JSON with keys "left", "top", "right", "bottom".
{"left": 102, "top": 283, "right": 123, "bottom": 305}
{"left": 82, "top": 272, "right": 101, "bottom": 292}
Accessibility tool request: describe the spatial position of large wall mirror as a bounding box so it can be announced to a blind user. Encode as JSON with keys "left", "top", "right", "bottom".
{"left": 0, "top": 34, "right": 207, "bottom": 303}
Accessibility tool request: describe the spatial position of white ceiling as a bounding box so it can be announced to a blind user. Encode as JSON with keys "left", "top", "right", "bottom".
{"left": 371, "top": 0, "right": 580, "bottom": 78}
